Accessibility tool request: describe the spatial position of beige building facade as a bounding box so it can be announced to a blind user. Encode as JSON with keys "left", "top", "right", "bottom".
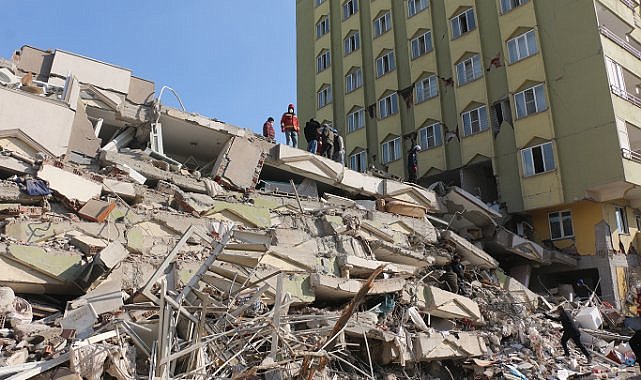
{"left": 297, "top": 0, "right": 641, "bottom": 308}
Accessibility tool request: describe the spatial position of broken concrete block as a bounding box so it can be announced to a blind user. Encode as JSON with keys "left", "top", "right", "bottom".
{"left": 96, "top": 241, "right": 128, "bottom": 270}
{"left": 413, "top": 332, "right": 486, "bottom": 361}
{"left": 422, "top": 285, "right": 482, "bottom": 322}
{"left": 444, "top": 186, "right": 500, "bottom": 229}
{"left": 442, "top": 230, "right": 499, "bottom": 269}
{"left": 174, "top": 190, "right": 215, "bottom": 215}
{"left": 376, "top": 198, "right": 426, "bottom": 218}
{"left": 38, "top": 164, "right": 102, "bottom": 203}
{"left": 102, "top": 178, "right": 136, "bottom": 201}
{"left": 4, "top": 220, "right": 72, "bottom": 243}
{"left": 77, "top": 199, "right": 116, "bottom": 222}
{"left": 337, "top": 255, "right": 417, "bottom": 278}
{"left": 61, "top": 304, "right": 98, "bottom": 339}
{"left": 382, "top": 180, "right": 440, "bottom": 212}
{"left": 6, "top": 245, "right": 85, "bottom": 284}
{"left": 210, "top": 136, "right": 265, "bottom": 191}
{"left": 309, "top": 273, "right": 405, "bottom": 300}
{"left": 73, "top": 268, "right": 123, "bottom": 315}
{"left": 68, "top": 233, "right": 108, "bottom": 256}
{"left": 7, "top": 297, "right": 32, "bottom": 327}
{"left": 369, "top": 240, "right": 433, "bottom": 268}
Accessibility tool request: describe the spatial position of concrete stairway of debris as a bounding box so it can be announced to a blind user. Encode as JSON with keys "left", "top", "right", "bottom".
{"left": 0, "top": 54, "right": 639, "bottom": 380}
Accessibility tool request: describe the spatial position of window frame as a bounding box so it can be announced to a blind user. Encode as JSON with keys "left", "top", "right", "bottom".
{"left": 378, "top": 92, "right": 399, "bottom": 119}
{"left": 507, "top": 29, "right": 537, "bottom": 64}
{"left": 548, "top": 210, "right": 574, "bottom": 240}
{"left": 451, "top": 8, "right": 476, "bottom": 39}
{"left": 461, "top": 105, "right": 489, "bottom": 136}
{"left": 374, "top": 11, "right": 392, "bottom": 38}
{"left": 376, "top": 51, "right": 396, "bottom": 78}
{"left": 349, "top": 151, "right": 367, "bottom": 172}
{"left": 521, "top": 142, "right": 555, "bottom": 177}
{"left": 514, "top": 84, "right": 547, "bottom": 119}
{"left": 345, "top": 68, "right": 363, "bottom": 93}
{"left": 315, "top": 0, "right": 326, "bottom": 6}
{"left": 500, "top": 0, "right": 528, "bottom": 14}
{"left": 343, "top": 0, "right": 358, "bottom": 20}
{"left": 408, "top": 0, "right": 429, "bottom": 17}
{"left": 381, "top": 137, "right": 402, "bottom": 164}
{"left": 316, "top": 16, "right": 330, "bottom": 39}
{"left": 615, "top": 206, "right": 630, "bottom": 234}
{"left": 415, "top": 75, "right": 438, "bottom": 103}
{"left": 316, "top": 50, "right": 331, "bottom": 73}
{"left": 418, "top": 122, "right": 443, "bottom": 150}
{"left": 347, "top": 107, "right": 366, "bottom": 132}
{"left": 317, "top": 85, "right": 332, "bottom": 109}
{"left": 344, "top": 31, "right": 361, "bottom": 55}
{"left": 411, "top": 31, "right": 433, "bottom": 60}
{"left": 455, "top": 54, "right": 482, "bottom": 86}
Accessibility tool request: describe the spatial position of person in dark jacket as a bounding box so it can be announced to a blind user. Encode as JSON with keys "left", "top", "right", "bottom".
{"left": 304, "top": 118, "right": 321, "bottom": 154}
{"left": 629, "top": 329, "right": 641, "bottom": 370}
{"left": 262, "top": 117, "right": 275, "bottom": 142}
{"left": 407, "top": 145, "right": 420, "bottom": 183}
{"left": 545, "top": 306, "right": 592, "bottom": 362}
{"left": 280, "top": 104, "right": 300, "bottom": 148}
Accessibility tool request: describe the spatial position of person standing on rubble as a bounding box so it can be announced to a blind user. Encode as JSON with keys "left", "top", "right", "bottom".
{"left": 332, "top": 129, "right": 345, "bottom": 165}
{"left": 321, "top": 123, "right": 335, "bottom": 159}
{"left": 407, "top": 144, "right": 420, "bottom": 183}
{"left": 545, "top": 306, "right": 592, "bottom": 363}
{"left": 280, "top": 104, "right": 300, "bottom": 148}
{"left": 304, "top": 118, "right": 321, "bottom": 154}
{"left": 263, "top": 117, "right": 275, "bottom": 142}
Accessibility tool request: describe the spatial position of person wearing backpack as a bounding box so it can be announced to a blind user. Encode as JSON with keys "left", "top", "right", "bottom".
{"left": 304, "top": 118, "right": 321, "bottom": 154}
{"left": 321, "top": 124, "right": 334, "bottom": 159}
{"left": 332, "top": 129, "right": 345, "bottom": 165}
{"left": 280, "top": 104, "right": 300, "bottom": 148}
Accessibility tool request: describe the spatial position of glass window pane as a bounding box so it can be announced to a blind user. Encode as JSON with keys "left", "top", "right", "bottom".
{"left": 435, "top": 124, "right": 442, "bottom": 146}
{"left": 527, "top": 30, "right": 537, "bottom": 55}
{"left": 515, "top": 93, "right": 525, "bottom": 118}
{"left": 522, "top": 149, "right": 534, "bottom": 176}
{"left": 535, "top": 85, "right": 547, "bottom": 111}
{"left": 518, "top": 36, "right": 528, "bottom": 59}
{"left": 467, "top": 10, "right": 476, "bottom": 30}
{"left": 562, "top": 215, "right": 574, "bottom": 236}
{"left": 463, "top": 113, "right": 472, "bottom": 135}
{"left": 472, "top": 55, "right": 481, "bottom": 79}
{"left": 508, "top": 40, "right": 518, "bottom": 63}
{"left": 456, "top": 63, "right": 465, "bottom": 84}
{"left": 532, "top": 146, "right": 544, "bottom": 173}
{"left": 543, "top": 142, "right": 555, "bottom": 171}
{"left": 550, "top": 215, "right": 562, "bottom": 239}
{"left": 452, "top": 19, "right": 461, "bottom": 38}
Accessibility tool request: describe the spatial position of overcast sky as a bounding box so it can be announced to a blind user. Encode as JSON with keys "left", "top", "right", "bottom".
{"left": 0, "top": 1, "right": 297, "bottom": 143}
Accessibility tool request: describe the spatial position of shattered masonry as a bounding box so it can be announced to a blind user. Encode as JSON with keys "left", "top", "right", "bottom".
{"left": 0, "top": 45, "right": 637, "bottom": 379}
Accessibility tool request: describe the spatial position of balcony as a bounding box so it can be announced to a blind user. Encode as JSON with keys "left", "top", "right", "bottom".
{"left": 620, "top": 0, "right": 639, "bottom": 10}
{"left": 611, "top": 84, "right": 641, "bottom": 108}
{"left": 600, "top": 25, "right": 641, "bottom": 60}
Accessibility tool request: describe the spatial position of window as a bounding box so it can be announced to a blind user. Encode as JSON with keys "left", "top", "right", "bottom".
{"left": 381, "top": 138, "right": 401, "bottom": 164}
{"left": 501, "top": 0, "right": 528, "bottom": 14}
{"left": 521, "top": 142, "right": 555, "bottom": 176}
{"left": 376, "top": 51, "right": 396, "bottom": 77}
{"left": 349, "top": 151, "right": 367, "bottom": 172}
{"left": 507, "top": 30, "right": 537, "bottom": 63}
{"left": 345, "top": 68, "right": 363, "bottom": 93}
{"left": 316, "top": 16, "right": 330, "bottom": 39}
{"left": 615, "top": 207, "right": 630, "bottom": 234}
{"left": 462, "top": 106, "right": 488, "bottom": 136}
{"left": 343, "top": 0, "right": 358, "bottom": 20}
{"left": 317, "top": 86, "right": 332, "bottom": 109}
{"left": 411, "top": 31, "right": 433, "bottom": 59}
{"left": 379, "top": 93, "right": 399, "bottom": 119}
{"left": 492, "top": 99, "right": 512, "bottom": 130}
{"left": 514, "top": 84, "right": 547, "bottom": 118}
{"left": 374, "top": 12, "right": 392, "bottom": 37}
{"left": 548, "top": 211, "right": 574, "bottom": 240}
{"left": 418, "top": 123, "right": 442, "bottom": 150}
{"left": 606, "top": 57, "right": 625, "bottom": 92}
{"left": 408, "top": 0, "right": 429, "bottom": 17}
{"left": 344, "top": 32, "right": 360, "bottom": 55}
{"left": 315, "top": 0, "right": 326, "bottom": 6}
{"left": 415, "top": 75, "right": 438, "bottom": 103}
{"left": 316, "top": 51, "right": 331, "bottom": 73}
{"left": 347, "top": 108, "right": 366, "bottom": 132}
{"left": 455, "top": 55, "right": 482, "bottom": 85}
{"left": 451, "top": 9, "right": 476, "bottom": 39}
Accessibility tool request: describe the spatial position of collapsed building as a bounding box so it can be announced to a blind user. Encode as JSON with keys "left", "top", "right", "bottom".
{"left": 0, "top": 45, "right": 636, "bottom": 379}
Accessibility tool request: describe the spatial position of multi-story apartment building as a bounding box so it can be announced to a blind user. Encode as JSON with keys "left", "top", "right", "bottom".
{"left": 297, "top": 0, "right": 641, "bottom": 309}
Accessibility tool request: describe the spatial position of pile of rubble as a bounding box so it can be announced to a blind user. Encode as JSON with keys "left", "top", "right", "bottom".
{"left": 0, "top": 150, "right": 633, "bottom": 379}
{"left": 0, "top": 48, "right": 639, "bottom": 379}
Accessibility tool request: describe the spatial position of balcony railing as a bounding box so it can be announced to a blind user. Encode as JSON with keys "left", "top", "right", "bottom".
{"left": 620, "top": 0, "right": 639, "bottom": 10}
{"left": 599, "top": 25, "right": 641, "bottom": 60}
{"left": 611, "top": 84, "right": 641, "bottom": 108}
{"left": 622, "top": 147, "right": 641, "bottom": 162}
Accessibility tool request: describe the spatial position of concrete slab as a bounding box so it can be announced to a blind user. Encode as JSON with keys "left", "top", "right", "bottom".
{"left": 422, "top": 285, "right": 482, "bottom": 322}
{"left": 102, "top": 179, "right": 136, "bottom": 201}
{"left": 68, "top": 233, "right": 108, "bottom": 256}
{"left": 6, "top": 245, "right": 85, "bottom": 283}
{"left": 174, "top": 190, "right": 215, "bottom": 215}
{"left": 211, "top": 136, "right": 265, "bottom": 191}
{"left": 442, "top": 230, "right": 499, "bottom": 269}
{"left": 337, "top": 255, "right": 417, "bottom": 278}
{"left": 369, "top": 240, "right": 434, "bottom": 267}
{"left": 413, "top": 332, "right": 486, "bottom": 360}
{"left": 444, "top": 186, "right": 500, "bottom": 229}
{"left": 309, "top": 273, "right": 405, "bottom": 300}
{"left": 38, "top": 164, "right": 102, "bottom": 204}
{"left": 4, "top": 220, "right": 72, "bottom": 243}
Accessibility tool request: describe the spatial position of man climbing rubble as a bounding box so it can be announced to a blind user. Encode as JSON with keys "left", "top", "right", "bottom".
{"left": 441, "top": 254, "right": 465, "bottom": 294}
{"left": 545, "top": 305, "right": 592, "bottom": 363}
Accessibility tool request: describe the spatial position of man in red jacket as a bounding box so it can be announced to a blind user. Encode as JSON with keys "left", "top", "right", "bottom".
{"left": 262, "top": 117, "right": 275, "bottom": 142}
{"left": 280, "top": 104, "right": 300, "bottom": 148}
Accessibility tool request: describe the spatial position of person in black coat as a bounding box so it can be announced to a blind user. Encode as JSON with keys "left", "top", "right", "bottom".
{"left": 629, "top": 329, "right": 641, "bottom": 370}
{"left": 545, "top": 306, "right": 592, "bottom": 363}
